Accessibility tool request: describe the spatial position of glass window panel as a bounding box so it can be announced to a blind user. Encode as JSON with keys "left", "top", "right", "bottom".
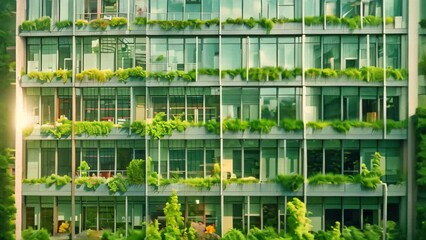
{"left": 41, "top": 147, "right": 55, "bottom": 177}
{"left": 41, "top": 38, "right": 58, "bottom": 72}
{"left": 198, "top": 38, "right": 219, "bottom": 69}
{"left": 342, "top": 36, "right": 359, "bottom": 69}
{"left": 323, "top": 95, "right": 341, "bottom": 120}
{"left": 222, "top": 38, "right": 242, "bottom": 70}
{"left": 100, "top": 38, "right": 116, "bottom": 70}
{"left": 243, "top": 0, "right": 261, "bottom": 19}
{"left": 170, "top": 149, "right": 185, "bottom": 178}
{"left": 304, "top": 0, "right": 322, "bottom": 17}
{"left": 168, "top": 0, "right": 184, "bottom": 20}
{"left": 83, "top": 37, "right": 99, "bottom": 70}
{"left": 58, "top": 148, "right": 72, "bottom": 176}
{"left": 323, "top": 36, "right": 341, "bottom": 70}
{"left": 135, "top": 37, "right": 146, "bottom": 69}
{"left": 221, "top": 0, "right": 242, "bottom": 19}
{"left": 117, "top": 38, "right": 135, "bottom": 69}
{"left": 304, "top": 37, "right": 321, "bottom": 69}
{"left": 150, "top": 38, "right": 167, "bottom": 72}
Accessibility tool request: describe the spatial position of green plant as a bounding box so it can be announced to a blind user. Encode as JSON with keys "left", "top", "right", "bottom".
{"left": 107, "top": 173, "right": 127, "bottom": 193}
{"left": 321, "top": 68, "right": 338, "bottom": 78}
{"left": 45, "top": 174, "right": 71, "bottom": 186}
{"left": 162, "top": 191, "right": 185, "bottom": 239}
{"left": 304, "top": 16, "right": 323, "bottom": 26}
{"left": 249, "top": 119, "right": 276, "bottom": 133}
{"left": 286, "top": 198, "right": 314, "bottom": 240}
{"left": 146, "top": 220, "right": 161, "bottom": 240}
{"left": 89, "top": 18, "right": 110, "bottom": 30}
{"left": 109, "top": 17, "right": 128, "bottom": 27}
{"left": 355, "top": 152, "right": 383, "bottom": 189}
{"left": 281, "top": 119, "right": 304, "bottom": 131}
{"left": 420, "top": 19, "right": 426, "bottom": 28}
{"left": 222, "top": 229, "right": 246, "bottom": 240}
{"left": 134, "top": 17, "right": 147, "bottom": 25}
{"left": 223, "top": 118, "right": 249, "bottom": 132}
{"left": 0, "top": 153, "right": 15, "bottom": 240}
{"left": 55, "top": 20, "right": 73, "bottom": 29}
{"left": 205, "top": 120, "right": 220, "bottom": 134}
{"left": 54, "top": 69, "right": 72, "bottom": 83}
{"left": 20, "top": 17, "right": 51, "bottom": 31}
{"left": 308, "top": 173, "right": 352, "bottom": 185}
{"left": 77, "top": 69, "right": 114, "bottom": 82}
{"left": 385, "top": 16, "right": 394, "bottom": 24}
{"left": 127, "top": 159, "right": 146, "bottom": 184}
{"left": 75, "top": 176, "right": 106, "bottom": 190}
{"left": 306, "top": 121, "right": 330, "bottom": 130}
{"left": 416, "top": 108, "right": 426, "bottom": 188}
{"left": 78, "top": 160, "right": 91, "bottom": 177}
{"left": 341, "top": 16, "right": 361, "bottom": 30}
{"left": 305, "top": 68, "right": 322, "bottom": 78}
{"left": 363, "top": 15, "right": 383, "bottom": 26}
{"left": 275, "top": 174, "right": 304, "bottom": 191}
{"left": 75, "top": 19, "right": 89, "bottom": 28}
{"left": 22, "top": 227, "right": 50, "bottom": 240}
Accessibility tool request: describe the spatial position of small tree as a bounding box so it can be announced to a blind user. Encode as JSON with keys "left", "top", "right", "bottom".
{"left": 77, "top": 160, "right": 90, "bottom": 177}
{"left": 162, "top": 191, "right": 184, "bottom": 239}
{"left": 127, "top": 159, "right": 146, "bottom": 184}
{"left": 147, "top": 220, "right": 161, "bottom": 240}
{"left": 0, "top": 153, "right": 15, "bottom": 240}
{"left": 286, "top": 198, "right": 314, "bottom": 240}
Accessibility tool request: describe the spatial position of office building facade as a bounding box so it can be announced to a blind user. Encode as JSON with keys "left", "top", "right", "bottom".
{"left": 15, "top": 0, "right": 424, "bottom": 239}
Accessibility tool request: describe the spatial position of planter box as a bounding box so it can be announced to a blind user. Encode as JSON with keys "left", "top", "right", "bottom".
{"left": 306, "top": 126, "right": 383, "bottom": 140}
{"left": 224, "top": 183, "right": 299, "bottom": 196}
{"left": 147, "top": 24, "right": 219, "bottom": 35}
{"left": 307, "top": 183, "right": 382, "bottom": 196}
{"left": 21, "top": 75, "right": 72, "bottom": 87}
{"left": 22, "top": 183, "right": 71, "bottom": 196}
{"left": 149, "top": 183, "right": 220, "bottom": 196}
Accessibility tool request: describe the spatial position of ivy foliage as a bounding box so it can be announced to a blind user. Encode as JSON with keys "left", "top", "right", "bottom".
{"left": 40, "top": 115, "right": 114, "bottom": 138}
{"left": 0, "top": 152, "right": 15, "bottom": 240}
{"left": 417, "top": 107, "right": 426, "bottom": 187}
{"left": 131, "top": 113, "right": 189, "bottom": 139}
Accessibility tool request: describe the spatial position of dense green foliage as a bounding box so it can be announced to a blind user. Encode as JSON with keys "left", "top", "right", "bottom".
{"left": 131, "top": 113, "right": 189, "bottom": 139}
{"left": 274, "top": 174, "right": 304, "bottom": 191}
{"left": 416, "top": 108, "right": 426, "bottom": 238}
{"left": 107, "top": 173, "right": 128, "bottom": 193}
{"left": 305, "top": 67, "right": 407, "bottom": 82}
{"left": 286, "top": 198, "right": 314, "bottom": 240}
{"left": 22, "top": 228, "right": 50, "bottom": 240}
{"left": 0, "top": 152, "right": 15, "bottom": 240}
{"left": 37, "top": 115, "right": 114, "bottom": 138}
{"left": 127, "top": 159, "right": 146, "bottom": 184}
{"left": 23, "top": 174, "right": 71, "bottom": 186}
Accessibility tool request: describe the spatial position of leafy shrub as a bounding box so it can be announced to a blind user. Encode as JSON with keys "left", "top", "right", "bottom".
{"left": 249, "top": 119, "right": 276, "bottom": 133}
{"left": 223, "top": 118, "right": 249, "bottom": 132}
{"left": 21, "top": 17, "right": 51, "bottom": 31}
{"left": 205, "top": 120, "right": 220, "bottom": 134}
{"left": 308, "top": 173, "right": 352, "bottom": 185}
{"left": 354, "top": 152, "right": 383, "bottom": 189}
{"left": 281, "top": 119, "right": 304, "bottom": 131}
{"left": 75, "top": 176, "right": 106, "bottom": 190}
{"left": 127, "top": 159, "right": 146, "bottom": 184}
{"left": 363, "top": 15, "right": 383, "bottom": 26}
{"left": 222, "top": 229, "right": 246, "bottom": 240}
{"left": 77, "top": 69, "right": 114, "bottom": 82}
{"left": 75, "top": 19, "right": 89, "bottom": 28}
{"left": 275, "top": 174, "right": 304, "bottom": 191}
{"left": 110, "top": 17, "right": 128, "bottom": 27}
{"left": 107, "top": 173, "right": 128, "bottom": 193}
{"left": 305, "top": 68, "right": 322, "bottom": 78}
{"left": 22, "top": 228, "right": 50, "bottom": 240}
{"left": 78, "top": 160, "right": 90, "bottom": 177}
{"left": 89, "top": 18, "right": 110, "bottom": 30}
{"left": 304, "top": 16, "right": 323, "bottom": 25}
{"left": 55, "top": 20, "right": 72, "bottom": 29}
